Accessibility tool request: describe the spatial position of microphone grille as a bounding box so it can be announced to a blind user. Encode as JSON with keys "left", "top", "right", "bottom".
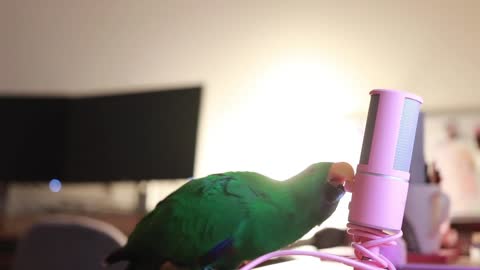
{"left": 359, "top": 94, "right": 380, "bottom": 165}
{"left": 393, "top": 98, "right": 421, "bottom": 172}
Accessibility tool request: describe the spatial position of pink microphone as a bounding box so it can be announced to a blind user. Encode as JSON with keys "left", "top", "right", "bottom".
{"left": 346, "top": 89, "right": 423, "bottom": 269}
{"left": 348, "top": 89, "right": 423, "bottom": 231}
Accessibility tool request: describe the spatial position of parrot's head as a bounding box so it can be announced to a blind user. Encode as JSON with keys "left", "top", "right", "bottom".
{"left": 320, "top": 162, "right": 354, "bottom": 222}
{"left": 294, "top": 162, "right": 354, "bottom": 224}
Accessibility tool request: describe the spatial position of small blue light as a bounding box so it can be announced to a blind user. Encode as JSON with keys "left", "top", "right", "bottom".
{"left": 49, "top": 179, "right": 62, "bottom": 192}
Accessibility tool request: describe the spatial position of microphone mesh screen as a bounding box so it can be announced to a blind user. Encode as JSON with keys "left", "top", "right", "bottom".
{"left": 360, "top": 94, "right": 380, "bottom": 165}
{"left": 393, "top": 98, "right": 421, "bottom": 172}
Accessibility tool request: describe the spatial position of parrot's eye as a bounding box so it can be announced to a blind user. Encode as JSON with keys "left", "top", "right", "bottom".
{"left": 323, "top": 184, "right": 345, "bottom": 205}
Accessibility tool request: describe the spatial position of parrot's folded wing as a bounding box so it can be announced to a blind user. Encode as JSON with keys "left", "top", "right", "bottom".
{"left": 198, "top": 237, "right": 235, "bottom": 266}
{"left": 130, "top": 172, "right": 281, "bottom": 268}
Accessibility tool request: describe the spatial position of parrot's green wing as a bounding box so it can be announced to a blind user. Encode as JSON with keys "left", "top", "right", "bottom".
{"left": 125, "top": 172, "right": 294, "bottom": 269}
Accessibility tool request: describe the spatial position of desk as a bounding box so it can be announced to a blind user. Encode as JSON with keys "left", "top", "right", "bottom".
{"left": 253, "top": 247, "right": 480, "bottom": 270}
{"left": 256, "top": 258, "right": 352, "bottom": 269}
{"left": 451, "top": 217, "right": 480, "bottom": 232}
{"left": 1, "top": 216, "right": 479, "bottom": 270}
{"left": 451, "top": 217, "right": 480, "bottom": 255}
{"left": 255, "top": 257, "right": 480, "bottom": 270}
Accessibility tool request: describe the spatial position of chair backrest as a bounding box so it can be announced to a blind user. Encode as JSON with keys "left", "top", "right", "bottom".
{"left": 12, "top": 215, "right": 128, "bottom": 270}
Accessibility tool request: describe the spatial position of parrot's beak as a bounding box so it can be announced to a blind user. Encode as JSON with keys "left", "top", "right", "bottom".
{"left": 327, "top": 162, "right": 354, "bottom": 187}
{"left": 324, "top": 162, "right": 353, "bottom": 204}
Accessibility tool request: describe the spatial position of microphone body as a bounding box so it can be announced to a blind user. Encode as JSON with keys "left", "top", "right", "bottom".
{"left": 348, "top": 89, "right": 423, "bottom": 231}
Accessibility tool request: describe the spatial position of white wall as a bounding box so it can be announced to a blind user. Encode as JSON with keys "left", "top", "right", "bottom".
{"left": 2, "top": 0, "right": 480, "bottom": 180}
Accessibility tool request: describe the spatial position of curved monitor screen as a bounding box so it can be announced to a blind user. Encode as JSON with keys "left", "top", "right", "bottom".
{"left": 0, "top": 86, "right": 201, "bottom": 182}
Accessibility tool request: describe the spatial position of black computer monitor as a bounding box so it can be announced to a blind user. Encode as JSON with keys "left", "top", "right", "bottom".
{"left": 0, "top": 86, "right": 201, "bottom": 182}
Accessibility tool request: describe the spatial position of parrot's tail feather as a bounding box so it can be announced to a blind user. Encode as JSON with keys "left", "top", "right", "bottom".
{"left": 104, "top": 248, "right": 131, "bottom": 265}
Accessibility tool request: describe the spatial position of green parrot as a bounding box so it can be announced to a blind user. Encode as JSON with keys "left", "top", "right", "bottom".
{"left": 105, "top": 162, "right": 354, "bottom": 270}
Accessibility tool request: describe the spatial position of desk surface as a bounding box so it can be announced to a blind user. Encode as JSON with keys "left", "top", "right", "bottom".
{"left": 452, "top": 217, "right": 480, "bottom": 232}
{"left": 254, "top": 247, "right": 480, "bottom": 270}
{"left": 256, "top": 257, "right": 480, "bottom": 270}
{"left": 1, "top": 215, "right": 479, "bottom": 270}
{"left": 257, "top": 259, "right": 352, "bottom": 270}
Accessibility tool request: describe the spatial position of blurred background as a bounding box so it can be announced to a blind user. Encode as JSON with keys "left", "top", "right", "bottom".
{"left": 1, "top": 0, "right": 480, "bottom": 269}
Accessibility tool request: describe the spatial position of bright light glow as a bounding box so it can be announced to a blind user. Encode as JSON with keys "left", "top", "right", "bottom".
{"left": 246, "top": 57, "right": 362, "bottom": 230}
{"left": 195, "top": 55, "right": 365, "bottom": 229}
{"left": 145, "top": 180, "right": 189, "bottom": 211}
{"left": 49, "top": 179, "right": 62, "bottom": 192}
{"left": 217, "top": 56, "right": 363, "bottom": 179}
